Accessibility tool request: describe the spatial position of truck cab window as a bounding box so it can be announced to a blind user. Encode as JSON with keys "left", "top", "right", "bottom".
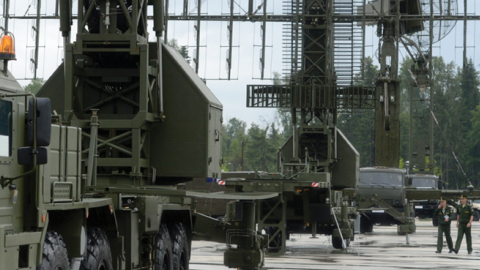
{"left": 0, "top": 100, "right": 12, "bottom": 157}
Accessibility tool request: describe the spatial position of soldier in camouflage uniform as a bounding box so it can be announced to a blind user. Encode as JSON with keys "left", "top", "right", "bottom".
{"left": 454, "top": 195, "right": 474, "bottom": 254}
{"left": 434, "top": 198, "right": 454, "bottom": 253}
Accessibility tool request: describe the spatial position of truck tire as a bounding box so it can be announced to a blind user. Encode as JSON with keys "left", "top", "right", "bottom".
{"left": 156, "top": 223, "right": 174, "bottom": 270}
{"left": 432, "top": 217, "right": 439, "bottom": 227}
{"left": 81, "top": 227, "right": 113, "bottom": 270}
{"left": 332, "top": 235, "right": 350, "bottom": 249}
{"left": 360, "top": 217, "right": 373, "bottom": 233}
{"left": 168, "top": 222, "right": 189, "bottom": 270}
{"left": 40, "top": 231, "right": 69, "bottom": 270}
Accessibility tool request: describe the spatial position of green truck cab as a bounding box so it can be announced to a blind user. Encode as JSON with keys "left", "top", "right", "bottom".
{"left": 0, "top": 60, "right": 115, "bottom": 270}
{"left": 356, "top": 167, "right": 415, "bottom": 234}
{"left": 407, "top": 174, "right": 439, "bottom": 221}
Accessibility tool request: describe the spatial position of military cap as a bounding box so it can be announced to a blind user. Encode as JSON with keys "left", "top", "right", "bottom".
{"left": 440, "top": 197, "right": 446, "bottom": 202}
{"left": 460, "top": 194, "right": 468, "bottom": 199}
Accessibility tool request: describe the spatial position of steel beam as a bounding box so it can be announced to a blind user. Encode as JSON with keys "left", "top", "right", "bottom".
{"left": 227, "top": 0, "right": 233, "bottom": 80}
{"left": 194, "top": 0, "right": 201, "bottom": 74}
{"left": 260, "top": 1, "right": 266, "bottom": 80}
{"left": 33, "top": 0, "right": 41, "bottom": 80}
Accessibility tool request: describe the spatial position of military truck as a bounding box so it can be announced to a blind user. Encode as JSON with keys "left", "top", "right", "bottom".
{"left": 0, "top": 1, "right": 271, "bottom": 270}
{"left": 356, "top": 167, "right": 415, "bottom": 235}
{"left": 407, "top": 174, "right": 439, "bottom": 222}
{"left": 223, "top": 127, "right": 359, "bottom": 254}
{"left": 470, "top": 200, "right": 480, "bottom": 221}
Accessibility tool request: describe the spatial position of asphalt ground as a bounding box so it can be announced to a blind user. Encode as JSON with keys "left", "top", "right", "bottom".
{"left": 189, "top": 220, "right": 480, "bottom": 269}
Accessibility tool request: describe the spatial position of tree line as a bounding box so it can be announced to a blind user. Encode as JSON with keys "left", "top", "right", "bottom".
{"left": 221, "top": 56, "right": 480, "bottom": 189}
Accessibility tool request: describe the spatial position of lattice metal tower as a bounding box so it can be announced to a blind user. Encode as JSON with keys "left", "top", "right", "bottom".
{"left": 2, "top": 0, "right": 480, "bottom": 170}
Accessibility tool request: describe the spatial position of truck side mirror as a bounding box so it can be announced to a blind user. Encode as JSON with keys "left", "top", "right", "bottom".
{"left": 17, "top": 98, "right": 51, "bottom": 166}
{"left": 18, "top": 146, "right": 48, "bottom": 165}
{"left": 27, "top": 98, "right": 51, "bottom": 147}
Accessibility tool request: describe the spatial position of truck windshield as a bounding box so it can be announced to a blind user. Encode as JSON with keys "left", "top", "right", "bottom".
{"left": 410, "top": 177, "right": 436, "bottom": 188}
{"left": 0, "top": 100, "right": 12, "bottom": 157}
{"left": 359, "top": 172, "right": 403, "bottom": 186}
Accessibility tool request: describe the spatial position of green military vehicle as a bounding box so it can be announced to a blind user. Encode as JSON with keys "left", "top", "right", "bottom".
{"left": 0, "top": 1, "right": 271, "bottom": 270}
{"left": 223, "top": 127, "right": 359, "bottom": 253}
{"left": 356, "top": 167, "right": 415, "bottom": 235}
{"left": 407, "top": 174, "right": 439, "bottom": 223}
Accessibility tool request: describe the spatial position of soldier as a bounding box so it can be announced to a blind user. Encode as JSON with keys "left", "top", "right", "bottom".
{"left": 454, "top": 195, "right": 474, "bottom": 254}
{"left": 433, "top": 198, "right": 454, "bottom": 253}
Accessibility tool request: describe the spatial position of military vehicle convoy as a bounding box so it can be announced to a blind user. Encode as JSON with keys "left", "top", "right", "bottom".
{"left": 0, "top": 1, "right": 272, "bottom": 270}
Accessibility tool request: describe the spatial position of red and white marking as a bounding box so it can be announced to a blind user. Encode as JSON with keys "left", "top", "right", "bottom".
{"left": 311, "top": 182, "right": 320, "bottom": 188}
{"left": 218, "top": 180, "right": 226, "bottom": 186}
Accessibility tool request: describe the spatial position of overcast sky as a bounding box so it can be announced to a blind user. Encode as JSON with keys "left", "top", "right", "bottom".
{"left": 1, "top": 0, "right": 480, "bottom": 127}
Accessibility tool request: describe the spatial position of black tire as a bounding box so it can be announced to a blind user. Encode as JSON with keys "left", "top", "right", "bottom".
{"left": 81, "top": 227, "right": 113, "bottom": 270}
{"left": 40, "top": 231, "right": 70, "bottom": 270}
{"left": 432, "top": 216, "right": 439, "bottom": 227}
{"left": 474, "top": 210, "right": 480, "bottom": 221}
{"left": 156, "top": 223, "right": 174, "bottom": 270}
{"left": 168, "top": 222, "right": 190, "bottom": 270}
{"left": 368, "top": 219, "right": 374, "bottom": 232}
{"left": 360, "top": 216, "right": 373, "bottom": 233}
{"left": 332, "top": 235, "right": 350, "bottom": 249}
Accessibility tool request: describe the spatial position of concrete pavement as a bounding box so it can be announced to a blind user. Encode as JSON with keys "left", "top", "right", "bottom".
{"left": 189, "top": 220, "right": 480, "bottom": 269}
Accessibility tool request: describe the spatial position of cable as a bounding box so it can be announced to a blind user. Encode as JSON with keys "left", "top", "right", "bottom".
{"left": 430, "top": 110, "right": 471, "bottom": 187}
{"left": 23, "top": 0, "right": 33, "bottom": 16}
{"left": 233, "top": 0, "right": 247, "bottom": 15}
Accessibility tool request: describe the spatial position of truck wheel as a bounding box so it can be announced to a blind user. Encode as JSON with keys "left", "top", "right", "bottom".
{"left": 156, "top": 224, "right": 174, "bottom": 270}
{"left": 366, "top": 221, "right": 373, "bottom": 233}
{"left": 360, "top": 217, "right": 373, "bottom": 233}
{"left": 168, "top": 222, "right": 189, "bottom": 270}
{"left": 40, "top": 231, "right": 69, "bottom": 270}
{"left": 332, "top": 235, "right": 350, "bottom": 249}
{"left": 474, "top": 210, "right": 480, "bottom": 221}
{"left": 81, "top": 227, "right": 113, "bottom": 270}
{"left": 432, "top": 217, "right": 439, "bottom": 227}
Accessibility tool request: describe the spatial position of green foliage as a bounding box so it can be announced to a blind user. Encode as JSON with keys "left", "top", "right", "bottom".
{"left": 466, "top": 105, "right": 480, "bottom": 187}
{"left": 24, "top": 79, "right": 44, "bottom": 94}
{"left": 221, "top": 118, "right": 284, "bottom": 173}
{"left": 167, "top": 39, "right": 190, "bottom": 63}
{"left": 179, "top": 46, "right": 190, "bottom": 64}
{"left": 337, "top": 57, "right": 377, "bottom": 167}
{"left": 221, "top": 57, "right": 480, "bottom": 190}
{"left": 167, "top": 39, "right": 180, "bottom": 51}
